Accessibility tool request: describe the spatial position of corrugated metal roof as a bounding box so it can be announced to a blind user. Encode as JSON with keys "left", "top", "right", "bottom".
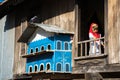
{"left": 30, "top": 23, "right": 74, "bottom": 34}
{"left": 18, "top": 22, "right": 74, "bottom": 43}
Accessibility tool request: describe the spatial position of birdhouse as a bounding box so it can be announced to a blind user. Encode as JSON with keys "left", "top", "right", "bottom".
{"left": 19, "top": 23, "right": 74, "bottom": 73}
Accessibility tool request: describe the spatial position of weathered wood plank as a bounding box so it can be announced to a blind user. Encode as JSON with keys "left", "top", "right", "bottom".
{"left": 108, "top": 0, "right": 120, "bottom": 64}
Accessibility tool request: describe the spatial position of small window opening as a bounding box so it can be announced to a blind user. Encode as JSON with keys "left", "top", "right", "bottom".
{"left": 29, "top": 66, "right": 32, "bottom": 72}
{"left": 57, "top": 41, "right": 61, "bottom": 50}
{"left": 65, "top": 42, "right": 69, "bottom": 50}
{"left": 34, "top": 65, "right": 38, "bottom": 72}
{"left": 41, "top": 46, "right": 44, "bottom": 51}
{"left": 40, "top": 64, "right": 44, "bottom": 71}
{"left": 47, "top": 45, "right": 51, "bottom": 50}
{"left": 66, "top": 64, "right": 70, "bottom": 72}
{"left": 57, "top": 63, "right": 62, "bottom": 71}
{"left": 46, "top": 64, "right": 50, "bottom": 70}
{"left": 30, "top": 49, "right": 33, "bottom": 53}
{"left": 35, "top": 48, "right": 39, "bottom": 52}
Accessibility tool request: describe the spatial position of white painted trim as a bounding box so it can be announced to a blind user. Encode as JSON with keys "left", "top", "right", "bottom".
{"left": 53, "top": 36, "right": 56, "bottom": 71}
{"left": 28, "top": 28, "right": 54, "bottom": 42}
{"left": 56, "top": 40, "right": 62, "bottom": 50}
{"left": 28, "top": 65, "right": 33, "bottom": 73}
{"left": 34, "top": 64, "right": 38, "bottom": 72}
{"left": 46, "top": 62, "right": 51, "bottom": 71}
{"left": 56, "top": 62, "right": 62, "bottom": 71}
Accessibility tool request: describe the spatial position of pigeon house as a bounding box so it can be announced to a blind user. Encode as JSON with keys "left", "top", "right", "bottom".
{"left": 19, "top": 22, "right": 74, "bottom": 73}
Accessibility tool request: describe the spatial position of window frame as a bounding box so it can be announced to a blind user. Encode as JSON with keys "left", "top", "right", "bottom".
{"left": 46, "top": 63, "right": 51, "bottom": 71}
{"left": 35, "top": 47, "right": 39, "bottom": 53}
{"left": 64, "top": 42, "right": 69, "bottom": 50}
{"left": 34, "top": 64, "right": 38, "bottom": 72}
{"left": 47, "top": 44, "right": 52, "bottom": 50}
{"left": 29, "top": 65, "right": 33, "bottom": 73}
{"left": 74, "top": 0, "right": 108, "bottom": 57}
{"left": 39, "top": 63, "right": 44, "bottom": 71}
{"left": 56, "top": 40, "right": 62, "bottom": 50}
{"left": 56, "top": 62, "right": 62, "bottom": 71}
{"left": 65, "top": 63, "right": 70, "bottom": 72}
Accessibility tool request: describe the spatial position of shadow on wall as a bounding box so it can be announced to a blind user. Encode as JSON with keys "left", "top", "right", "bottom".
{"left": 4, "top": 14, "right": 15, "bottom": 32}
{"left": 3, "top": 0, "right": 75, "bottom": 31}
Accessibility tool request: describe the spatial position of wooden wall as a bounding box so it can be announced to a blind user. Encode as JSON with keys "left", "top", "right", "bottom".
{"left": 13, "top": 0, "right": 75, "bottom": 74}
{"left": 108, "top": 0, "right": 120, "bottom": 64}
{"left": 39, "top": 0, "right": 75, "bottom": 32}
{"left": 14, "top": 16, "right": 27, "bottom": 74}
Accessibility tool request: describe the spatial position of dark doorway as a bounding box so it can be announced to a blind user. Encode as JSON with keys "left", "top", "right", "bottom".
{"left": 78, "top": 0, "right": 104, "bottom": 41}
{"left": 77, "top": 0, "right": 105, "bottom": 56}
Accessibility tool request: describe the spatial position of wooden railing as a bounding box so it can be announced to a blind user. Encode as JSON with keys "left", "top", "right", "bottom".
{"left": 77, "top": 37, "right": 105, "bottom": 57}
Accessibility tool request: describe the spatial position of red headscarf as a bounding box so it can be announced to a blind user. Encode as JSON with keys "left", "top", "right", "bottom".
{"left": 89, "top": 23, "right": 100, "bottom": 38}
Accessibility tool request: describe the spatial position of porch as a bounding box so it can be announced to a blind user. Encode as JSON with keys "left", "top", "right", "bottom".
{"left": 73, "top": 37, "right": 108, "bottom": 73}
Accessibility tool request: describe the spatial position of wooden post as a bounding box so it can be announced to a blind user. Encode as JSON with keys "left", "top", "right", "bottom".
{"left": 74, "top": 0, "right": 79, "bottom": 57}
{"left": 85, "top": 42, "right": 87, "bottom": 56}
{"left": 81, "top": 43, "right": 83, "bottom": 56}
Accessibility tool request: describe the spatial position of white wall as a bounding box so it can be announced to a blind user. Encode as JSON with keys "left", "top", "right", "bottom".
{"left": 0, "top": 15, "right": 15, "bottom": 80}
{"left": 28, "top": 28, "right": 54, "bottom": 42}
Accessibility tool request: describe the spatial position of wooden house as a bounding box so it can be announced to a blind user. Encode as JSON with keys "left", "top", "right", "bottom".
{"left": 0, "top": 0, "right": 120, "bottom": 80}
{"left": 19, "top": 22, "right": 73, "bottom": 74}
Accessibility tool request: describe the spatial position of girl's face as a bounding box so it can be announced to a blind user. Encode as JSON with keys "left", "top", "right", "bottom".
{"left": 92, "top": 24, "right": 98, "bottom": 32}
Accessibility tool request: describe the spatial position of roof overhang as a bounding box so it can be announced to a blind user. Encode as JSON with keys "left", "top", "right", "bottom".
{"left": 18, "top": 22, "right": 74, "bottom": 43}
{"left": 18, "top": 23, "right": 37, "bottom": 43}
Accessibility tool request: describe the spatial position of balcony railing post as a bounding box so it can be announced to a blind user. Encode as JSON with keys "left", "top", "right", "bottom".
{"left": 99, "top": 39, "right": 101, "bottom": 55}
{"left": 85, "top": 43, "right": 87, "bottom": 56}
{"left": 94, "top": 40, "right": 96, "bottom": 55}
{"left": 81, "top": 43, "right": 83, "bottom": 56}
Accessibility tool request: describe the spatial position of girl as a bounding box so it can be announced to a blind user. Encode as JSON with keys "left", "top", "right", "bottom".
{"left": 89, "top": 23, "right": 104, "bottom": 55}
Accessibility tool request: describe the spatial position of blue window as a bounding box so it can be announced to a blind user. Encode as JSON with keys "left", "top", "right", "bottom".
{"left": 65, "top": 42, "right": 69, "bottom": 50}
{"left": 57, "top": 63, "right": 62, "bottom": 71}
{"left": 65, "top": 63, "right": 70, "bottom": 72}
{"left": 57, "top": 41, "right": 61, "bottom": 50}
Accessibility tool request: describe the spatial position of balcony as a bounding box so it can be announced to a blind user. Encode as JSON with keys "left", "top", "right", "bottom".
{"left": 75, "top": 37, "right": 107, "bottom": 58}
{"left": 74, "top": 37, "right": 107, "bottom": 68}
